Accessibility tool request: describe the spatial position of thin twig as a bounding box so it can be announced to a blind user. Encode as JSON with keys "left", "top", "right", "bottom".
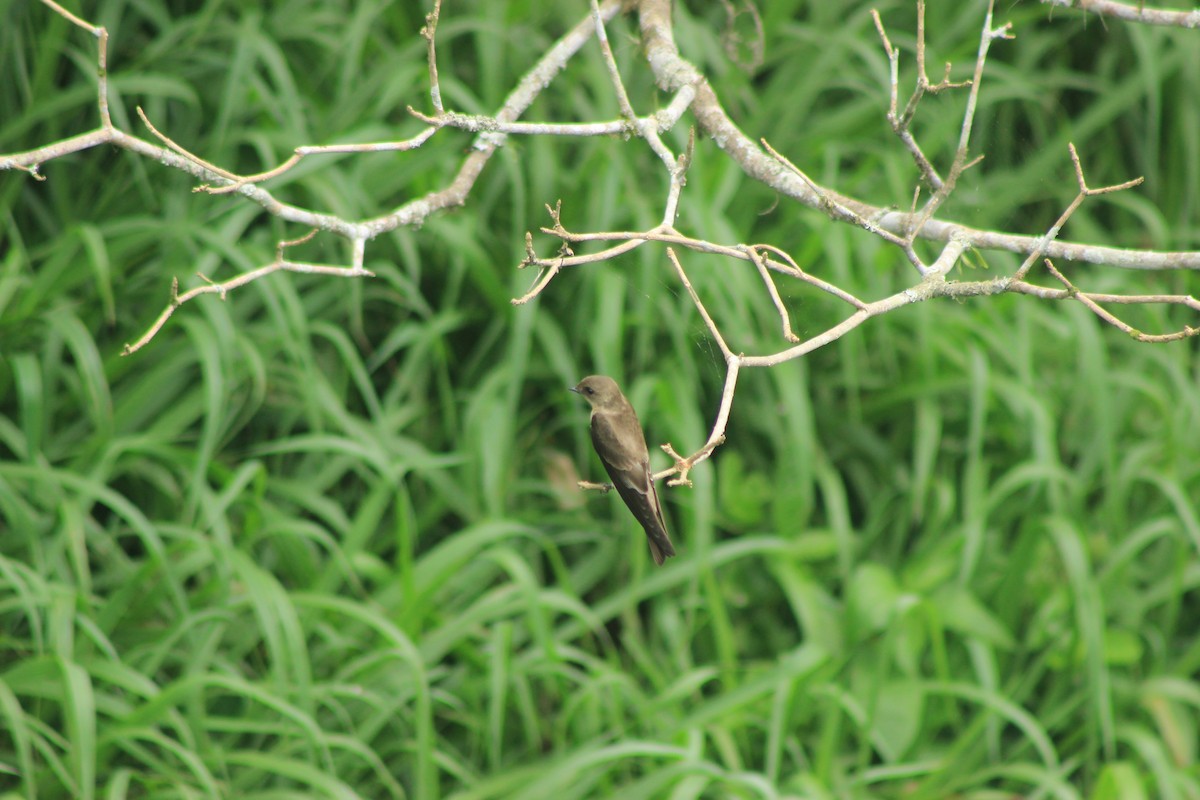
{"left": 666, "top": 248, "right": 733, "bottom": 360}
{"left": 1040, "top": 259, "right": 1199, "bottom": 342}
{"left": 123, "top": 233, "right": 373, "bottom": 355}
{"left": 744, "top": 246, "right": 799, "bottom": 342}
{"left": 421, "top": 0, "right": 445, "bottom": 115}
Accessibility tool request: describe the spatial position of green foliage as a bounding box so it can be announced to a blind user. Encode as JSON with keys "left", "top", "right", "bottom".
{"left": 2, "top": 1, "right": 1199, "bottom": 798}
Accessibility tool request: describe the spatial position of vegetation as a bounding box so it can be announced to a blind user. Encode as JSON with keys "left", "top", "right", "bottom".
{"left": 1, "top": 1, "right": 1198, "bottom": 798}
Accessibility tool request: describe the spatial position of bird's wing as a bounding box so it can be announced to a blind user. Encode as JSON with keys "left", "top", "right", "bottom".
{"left": 590, "top": 408, "right": 675, "bottom": 565}
{"left": 590, "top": 411, "right": 652, "bottom": 492}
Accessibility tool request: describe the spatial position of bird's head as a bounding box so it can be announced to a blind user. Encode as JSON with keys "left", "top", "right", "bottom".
{"left": 571, "top": 375, "right": 624, "bottom": 411}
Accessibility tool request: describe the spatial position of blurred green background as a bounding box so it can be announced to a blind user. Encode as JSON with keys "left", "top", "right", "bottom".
{"left": 2, "top": 0, "right": 1198, "bottom": 798}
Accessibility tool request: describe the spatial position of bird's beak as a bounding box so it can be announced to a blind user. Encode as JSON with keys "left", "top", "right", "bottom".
{"left": 569, "top": 385, "right": 581, "bottom": 394}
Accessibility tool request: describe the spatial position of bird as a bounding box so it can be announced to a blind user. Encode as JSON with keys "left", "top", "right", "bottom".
{"left": 571, "top": 375, "right": 676, "bottom": 565}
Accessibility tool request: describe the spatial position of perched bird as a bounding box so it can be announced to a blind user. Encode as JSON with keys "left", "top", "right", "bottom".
{"left": 571, "top": 375, "right": 676, "bottom": 565}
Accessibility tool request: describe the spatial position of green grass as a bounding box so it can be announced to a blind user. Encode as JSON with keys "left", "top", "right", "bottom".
{"left": 2, "top": 1, "right": 1199, "bottom": 798}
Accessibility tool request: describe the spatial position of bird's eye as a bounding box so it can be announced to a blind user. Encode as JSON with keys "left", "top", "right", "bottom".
{"left": 586, "top": 387, "right": 595, "bottom": 394}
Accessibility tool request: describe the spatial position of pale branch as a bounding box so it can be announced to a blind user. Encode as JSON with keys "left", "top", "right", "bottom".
{"left": 1011, "top": 143, "right": 1145, "bottom": 282}
{"left": 758, "top": 138, "right": 915, "bottom": 263}
{"left": 512, "top": 123, "right": 694, "bottom": 306}
{"left": 1008, "top": 279, "right": 1200, "bottom": 341}
{"left": 294, "top": 129, "right": 439, "bottom": 157}
{"left": 121, "top": 231, "right": 373, "bottom": 356}
{"left": 1009, "top": 283, "right": 1200, "bottom": 311}
{"left": 1036, "top": 260, "right": 1195, "bottom": 340}
{"left": 745, "top": 244, "right": 869, "bottom": 311}
{"left": 4, "top": 121, "right": 372, "bottom": 237}
{"left": 201, "top": 154, "right": 302, "bottom": 195}
{"left": 8, "top": 0, "right": 1200, "bottom": 490}
{"left": 511, "top": 235, "right": 566, "bottom": 307}
{"left": 5, "top": 0, "right": 624, "bottom": 352}
{"left": 589, "top": 0, "right": 679, "bottom": 171}
{"left": 514, "top": 214, "right": 870, "bottom": 312}
{"left": 358, "top": 0, "right": 624, "bottom": 237}
{"left": 538, "top": 130, "right": 1171, "bottom": 481}
{"left": 745, "top": 246, "right": 800, "bottom": 343}
{"left": 8, "top": 0, "right": 1200, "bottom": 361}
{"left": 535, "top": 128, "right": 1171, "bottom": 484}
{"left": 406, "top": 19, "right": 697, "bottom": 167}
{"left": 41, "top": 0, "right": 112, "bottom": 130}
{"left": 632, "top": 0, "right": 1200, "bottom": 270}
{"left": 136, "top": 106, "right": 242, "bottom": 187}
{"left": 408, "top": 109, "right": 634, "bottom": 137}
{"left": 646, "top": 263, "right": 1027, "bottom": 484}
{"left": 871, "top": 1, "right": 972, "bottom": 192}
{"left": 661, "top": 128, "right": 696, "bottom": 228}
{"left": 1041, "top": 0, "right": 1200, "bottom": 28}
{"left": 1038, "top": 260, "right": 1199, "bottom": 343}
{"left": 902, "top": 0, "right": 1012, "bottom": 243}
{"left": 203, "top": 128, "right": 441, "bottom": 196}
{"left": 666, "top": 248, "right": 733, "bottom": 362}
{"left": 661, "top": 358, "right": 737, "bottom": 488}
{"left": 911, "top": 0, "right": 973, "bottom": 95}
{"left": 420, "top": 0, "right": 446, "bottom": 116}
{"left": 592, "top": 0, "right": 637, "bottom": 125}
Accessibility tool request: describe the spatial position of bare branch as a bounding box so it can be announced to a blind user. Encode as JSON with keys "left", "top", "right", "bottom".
{"left": 903, "top": 0, "right": 1012, "bottom": 241}
{"left": 137, "top": 106, "right": 240, "bottom": 186}
{"left": 745, "top": 246, "right": 800, "bottom": 343}
{"left": 631, "top": 1, "right": 1200, "bottom": 270}
{"left": 1040, "top": 260, "right": 1200, "bottom": 343}
{"left": 1011, "top": 143, "right": 1143, "bottom": 281}
{"left": 1069, "top": 141, "right": 1145, "bottom": 196}
{"left": 760, "top": 139, "right": 909, "bottom": 249}
{"left": 10, "top": 0, "right": 1200, "bottom": 474}
{"left": 123, "top": 232, "right": 373, "bottom": 355}
{"left": 420, "top": 0, "right": 446, "bottom": 115}
{"left": 666, "top": 248, "right": 733, "bottom": 361}
{"left": 661, "top": 361, "right": 738, "bottom": 487}
{"left": 872, "top": 2, "right": 972, "bottom": 192}
{"left": 1041, "top": 0, "right": 1200, "bottom": 28}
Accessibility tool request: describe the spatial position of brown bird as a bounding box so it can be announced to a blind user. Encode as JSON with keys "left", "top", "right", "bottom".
{"left": 572, "top": 375, "right": 676, "bottom": 565}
